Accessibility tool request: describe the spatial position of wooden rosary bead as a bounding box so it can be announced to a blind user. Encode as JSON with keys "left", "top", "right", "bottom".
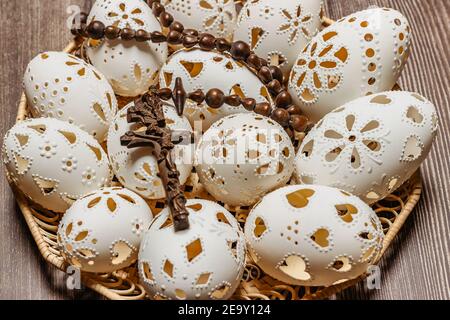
{"left": 199, "top": 33, "right": 216, "bottom": 51}
{"left": 241, "top": 98, "right": 256, "bottom": 111}
{"left": 172, "top": 77, "right": 187, "bottom": 116}
{"left": 121, "top": 28, "right": 135, "bottom": 40}
{"left": 105, "top": 25, "right": 121, "bottom": 39}
{"left": 86, "top": 21, "right": 105, "bottom": 40}
{"left": 151, "top": 31, "right": 167, "bottom": 43}
{"left": 167, "top": 30, "right": 183, "bottom": 45}
{"left": 230, "top": 41, "right": 251, "bottom": 61}
{"left": 287, "top": 104, "right": 302, "bottom": 115}
{"left": 267, "top": 79, "right": 283, "bottom": 95}
{"left": 188, "top": 89, "right": 205, "bottom": 104}
{"left": 269, "top": 65, "right": 284, "bottom": 83}
{"left": 182, "top": 35, "right": 198, "bottom": 48}
{"left": 183, "top": 29, "right": 198, "bottom": 37}
{"left": 247, "top": 53, "right": 262, "bottom": 70}
{"left": 290, "top": 114, "right": 308, "bottom": 132}
{"left": 160, "top": 12, "right": 174, "bottom": 28}
{"left": 258, "top": 66, "right": 273, "bottom": 83}
{"left": 271, "top": 108, "right": 290, "bottom": 127}
{"left": 205, "top": 89, "right": 225, "bottom": 109}
{"left": 215, "top": 38, "right": 231, "bottom": 52}
{"left": 275, "top": 91, "right": 293, "bottom": 109}
{"left": 254, "top": 102, "right": 272, "bottom": 117}
{"left": 147, "top": 0, "right": 160, "bottom": 7}
{"left": 152, "top": 2, "right": 165, "bottom": 17}
{"left": 157, "top": 88, "right": 173, "bottom": 100}
{"left": 224, "top": 95, "right": 241, "bottom": 107}
{"left": 170, "top": 21, "right": 184, "bottom": 33}
{"left": 135, "top": 29, "right": 150, "bottom": 42}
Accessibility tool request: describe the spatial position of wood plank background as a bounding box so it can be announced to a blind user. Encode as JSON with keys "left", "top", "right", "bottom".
{"left": 0, "top": 0, "right": 448, "bottom": 300}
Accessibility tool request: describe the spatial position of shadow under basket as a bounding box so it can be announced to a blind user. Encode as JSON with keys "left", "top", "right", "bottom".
{"left": 10, "top": 17, "right": 422, "bottom": 300}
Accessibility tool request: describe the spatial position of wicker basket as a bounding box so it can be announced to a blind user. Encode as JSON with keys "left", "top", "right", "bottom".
{"left": 9, "top": 17, "right": 422, "bottom": 300}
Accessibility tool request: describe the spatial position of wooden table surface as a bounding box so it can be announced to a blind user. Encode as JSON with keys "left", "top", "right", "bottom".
{"left": 1, "top": 0, "right": 449, "bottom": 300}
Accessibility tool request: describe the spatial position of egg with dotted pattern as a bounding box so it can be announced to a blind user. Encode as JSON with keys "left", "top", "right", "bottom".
{"left": 86, "top": 0, "right": 168, "bottom": 97}
{"left": 194, "top": 112, "right": 295, "bottom": 207}
{"left": 23, "top": 51, "right": 117, "bottom": 142}
{"left": 57, "top": 187, "right": 153, "bottom": 273}
{"left": 2, "top": 117, "right": 112, "bottom": 213}
{"left": 288, "top": 7, "right": 411, "bottom": 122}
{"left": 138, "top": 199, "right": 246, "bottom": 300}
{"left": 244, "top": 184, "right": 385, "bottom": 287}
{"left": 294, "top": 91, "right": 438, "bottom": 204}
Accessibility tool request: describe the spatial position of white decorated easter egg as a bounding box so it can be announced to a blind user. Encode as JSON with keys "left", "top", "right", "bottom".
{"left": 107, "top": 101, "right": 194, "bottom": 199}
{"left": 288, "top": 7, "right": 411, "bottom": 122}
{"left": 244, "top": 184, "right": 384, "bottom": 287}
{"left": 3, "top": 118, "right": 112, "bottom": 212}
{"left": 159, "top": 48, "right": 273, "bottom": 131}
{"left": 86, "top": 0, "right": 168, "bottom": 96}
{"left": 195, "top": 113, "right": 294, "bottom": 206}
{"left": 23, "top": 51, "right": 117, "bottom": 142}
{"left": 138, "top": 199, "right": 245, "bottom": 300}
{"left": 165, "top": 0, "right": 237, "bottom": 39}
{"left": 234, "top": 0, "right": 323, "bottom": 74}
{"left": 294, "top": 91, "right": 438, "bottom": 203}
{"left": 57, "top": 187, "right": 153, "bottom": 273}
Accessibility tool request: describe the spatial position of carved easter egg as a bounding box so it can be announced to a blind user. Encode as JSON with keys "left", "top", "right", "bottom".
{"left": 288, "top": 8, "right": 411, "bottom": 122}
{"left": 234, "top": 0, "right": 323, "bottom": 74}
{"left": 164, "top": 0, "right": 237, "bottom": 39}
{"left": 57, "top": 187, "right": 153, "bottom": 273}
{"left": 244, "top": 184, "right": 384, "bottom": 287}
{"left": 23, "top": 51, "right": 117, "bottom": 142}
{"left": 159, "top": 48, "right": 273, "bottom": 131}
{"left": 195, "top": 113, "right": 295, "bottom": 207}
{"left": 3, "top": 118, "right": 112, "bottom": 213}
{"left": 86, "top": 0, "right": 168, "bottom": 96}
{"left": 138, "top": 199, "right": 245, "bottom": 300}
{"left": 107, "top": 101, "right": 194, "bottom": 199}
{"left": 294, "top": 91, "right": 438, "bottom": 203}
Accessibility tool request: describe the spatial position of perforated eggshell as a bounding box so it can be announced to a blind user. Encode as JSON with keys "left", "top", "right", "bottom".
{"left": 107, "top": 101, "right": 194, "bottom": 199}
{"left": 165, "top": 0, "right": 237, "bottom": 39}
{"left": 57, "top": 187, "right": 153, "bottom": 273}
{"left": 294, "top": 91, "right": 438, "bottom": 203}
{"left": 3, "top": 118, "right": 112, "bottom": 213}
{"left": 245, "top": 184, "right": 384, "bottom": 287}
{"left": 23, "top": 51, "right": 117, "bottom": 142}
{"left": 159, "top": 48, "right": 273, "bottom": 131}
{"left": 288, "top": 7, "right": 411, "bottom": 122}
{"left": 86, "top": 0, "right": 168, "bottom": 96}
{"left": 195, "top": 113, "right": 295, "bottom": 206}
{"left": 138, "top": 199, "right": 245, "bottom": 300}
{"left": 234, "top": 0, "right": 323, "bottom": 74}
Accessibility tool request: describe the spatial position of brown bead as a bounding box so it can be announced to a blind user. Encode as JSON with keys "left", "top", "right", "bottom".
{"left": 241, "top": 98, "right": 256, "bottom": 111}
{"left": 86, "top": 21, "right": 105, "bottom": 40}
{"left": 121, "top": 28, "right": 135, "bottom": 40}
{"left": 271, "top": 108, "right": 290, "bottom": 126}
{"left": 254, "top": 102, "right": 272, "bottom": 117}
{"left": 172, "top": 77, "right": 187, "bottom": 116}
{"left": 167, "top": 30, "right": 182, "bottom": 45}
{"left": 224, "top": 95, "right": 241, "bottom": 107}
{"left": 152, "top": 2, "right": 165, "bottom": 17}
{"left": 269, "top": 66, "right": 284, "bottom": 83}
{"left": 205, "top": 89, "right": 225, "bottom": 109}
{"left": 160, "top": 12, "right": 174, "bottom": 27}
{"left": 135, "top": 29, "right": 150, "bottom": 42}
{"left": 183, "top": 29, "right": 198, "bottom": 37}
{"left": 151, "top": 31, "right": 167, "bottom": 43}
{"left": 267, "top": 79, "right": 283, "bottom": 95}
{"left": 290, "top": 114, "right": 309, "bottom": 132}
{"left": 199, "top": 33, "right": 216, "bottom": 51}
{"left": 170, "top": 21, "right": 184, "bottom": 33}
{"left": 105, "top": 26, "right": 121, "bottom": 39}
{"left": 215, "top": 38, "right": 231, "bottom": 52}
{"left": 259, "top": 57, "right": 268, "bottom": 67}
{"left": 258, "top": 66, "right": 273, "bottom": 83}
{"left": 230, "top": 41, "right": 251, "bottom": 61}
{"left": 188, "top": 89, "right": 205, "bottom": 104}
{"left": 287, "top": 104, "right": 302, "bottom": 115}
{"left": 275, "top": 91, "right": 293, "bottom": 109}
{"left": 182, "top": 35, "right": 198, "bottom": 48}
{"left": 157, "top": 88, "right": 173, "bottom": 100}
{"left": 247, "top": 53, "right": 262, "bottom": 70}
